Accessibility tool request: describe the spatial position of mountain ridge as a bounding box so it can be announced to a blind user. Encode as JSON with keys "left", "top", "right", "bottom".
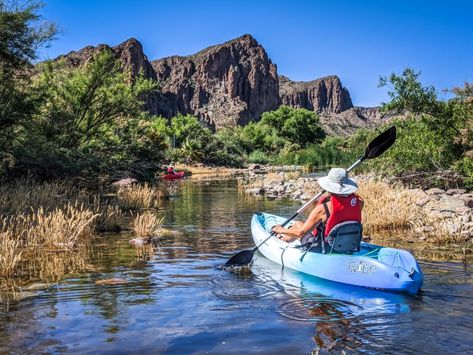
{"left": 51, "top": 34, "right": 389, "bottom": 135}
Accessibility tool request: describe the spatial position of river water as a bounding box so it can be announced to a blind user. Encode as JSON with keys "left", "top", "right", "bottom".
{"left": 0, "top": 180, "right": 472, "bottom": 354}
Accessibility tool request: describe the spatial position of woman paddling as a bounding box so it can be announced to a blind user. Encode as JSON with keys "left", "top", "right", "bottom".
{"left": 272, "top": 168, "right": 364, "bottom": 252}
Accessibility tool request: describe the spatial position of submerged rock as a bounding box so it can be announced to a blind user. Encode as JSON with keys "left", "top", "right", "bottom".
{"left": 95, "top": 278, "right": 128, "bottom": 286}
{"left": 129, "top": 236, "right": 161, "bottom": 246}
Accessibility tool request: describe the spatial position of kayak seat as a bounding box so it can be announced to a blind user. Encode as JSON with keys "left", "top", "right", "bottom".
{"left": 325, "top": 221, "right": 363, "bottom": 254}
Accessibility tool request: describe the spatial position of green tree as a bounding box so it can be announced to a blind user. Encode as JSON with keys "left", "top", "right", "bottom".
{"left": 206, "top": 128, "right": 245, "bottom": 167}
{"left": 0, "top": 0, "right": 56, "bottom": 71}
{"left": 378, "top": 68, "right": 442, "bottom": 116}
{"left": 34, "top": 51, "right": 157, "bottom": 149}
{"left": 18, "top": 50, "right": 160, "bottom": 177}
{"left": 170, "top": 114, "right": 211, "bottom": 148}
{"left": 0, "top": 0, "right": 56, "bottom": 170}
{"left": 261, "top": 106, "right": 325, "bottom": 147}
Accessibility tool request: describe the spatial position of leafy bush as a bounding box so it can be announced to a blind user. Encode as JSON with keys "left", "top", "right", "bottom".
{"left": 247, "top": 150, "right": 270, "bottom": 164}
{"left": 261, "top": 106, "right": 325, "bottom": 147}
{"left": 372, "top": 117, "right": 459, "bottom": 176}
{"left": 453, "top": 157, "right": 473, "bottom": 187}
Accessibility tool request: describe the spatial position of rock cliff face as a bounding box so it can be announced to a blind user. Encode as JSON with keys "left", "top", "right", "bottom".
{"left": 56, "top": 38, "right": 156, "bottom": 80}
{"left": 52, "top": 35, "right": 388, "bottom": 134}
{"left": 279, "top": 75, "right": 389, "bottom": 135}
{"left": 151, "top": 34, "right": 280, "bottom": 129}
{"left": 279, "top": 75, "right": 353, "bottom": 113}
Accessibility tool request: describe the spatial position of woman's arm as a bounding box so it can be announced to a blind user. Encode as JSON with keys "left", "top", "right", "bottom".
{"left": 272, "top": 204, "right": 326, "bottom": 242}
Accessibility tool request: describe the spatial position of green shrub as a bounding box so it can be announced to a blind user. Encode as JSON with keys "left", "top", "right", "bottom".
{"left": 372, "top": 116, "right": 459, "bottom": 177}
{"left": 453, "top": 156, "right": 473, "bottom": 187}
{"left": 247, "top": 150, "right": 270, "bottom": 164}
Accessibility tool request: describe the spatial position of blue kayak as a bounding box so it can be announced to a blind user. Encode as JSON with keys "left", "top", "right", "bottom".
{"left": 251, "top": 212, "right": 423, "bottom": 294}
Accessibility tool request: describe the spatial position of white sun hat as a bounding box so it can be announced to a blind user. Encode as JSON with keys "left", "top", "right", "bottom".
{"left": 317, "top": 168, "right": 358, "bottom": 195}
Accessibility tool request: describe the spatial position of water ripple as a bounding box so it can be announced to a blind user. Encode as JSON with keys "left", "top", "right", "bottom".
{"left": 278, "top": 296, "right": 364, "bottom": 322}
{"left": 209, "top": 275, "right": 280, "bottom": 301}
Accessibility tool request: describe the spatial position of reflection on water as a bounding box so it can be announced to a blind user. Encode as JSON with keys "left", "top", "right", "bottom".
{"left": 0, "top": 180, "right": 472, "bottom": 353}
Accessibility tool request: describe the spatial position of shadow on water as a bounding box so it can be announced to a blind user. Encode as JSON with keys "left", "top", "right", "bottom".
{"left": 0, "top": 179, "right": 472, "bottom": 353}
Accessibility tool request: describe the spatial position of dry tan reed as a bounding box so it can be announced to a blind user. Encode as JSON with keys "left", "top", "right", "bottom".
{"left": 2, "top": 203, "right": 98, "bottom": 251}
{"left": 0, "top": 179, "right": 80, "bottom": 215}
{"left": 359, "top": 180, "right": 424, "bottom": 235}
{"left": 88, "top": 196, "right": 125, "bottom": 232}
{"left": 117, "top": 183, "right": 159, "bottom": 210}
{"left": 0, "top": 232, "right": 22, "bottom": 277}
{"left": 358, "top": 179, "right": 471, "bottom": 246}
{"left": 0, "top": 178, "right": 176, "bottom": 281}
{"left": 132, "top": 212, "right": 164, "bottom": 239}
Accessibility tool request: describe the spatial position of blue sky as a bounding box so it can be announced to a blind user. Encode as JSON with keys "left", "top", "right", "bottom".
{"left": 39, "top": 0, "right": 472, "bottom": 107}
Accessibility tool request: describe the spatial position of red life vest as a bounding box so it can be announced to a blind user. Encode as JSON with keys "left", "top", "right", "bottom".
{"left": 317, "top": 194, "right": 362, "bottom": 237}
{"left": 167, "top": 167, "right": 174, "bottom": 173}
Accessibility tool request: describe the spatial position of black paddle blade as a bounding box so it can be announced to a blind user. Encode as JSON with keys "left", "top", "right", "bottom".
{"left": 224, "top": 249, "right": 254, "bottom": 267}
{"left": 364, "top": 126, "right": 397, "bottom": 159}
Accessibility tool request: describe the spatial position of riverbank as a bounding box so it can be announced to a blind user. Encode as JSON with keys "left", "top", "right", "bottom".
{"left": 238, "top": 169, "right": 473, "bottom": 246}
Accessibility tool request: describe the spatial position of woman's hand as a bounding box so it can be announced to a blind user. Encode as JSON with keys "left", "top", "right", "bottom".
{"left": 272, "top": 225, "right": 291, "bottom": 241}
{"left": 272, "top": 224, "right": 283, "bottom": 234}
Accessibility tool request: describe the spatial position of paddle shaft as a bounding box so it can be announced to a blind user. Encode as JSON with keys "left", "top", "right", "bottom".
{"left": 251, "top": 156, "right": 366, "bottom": 252}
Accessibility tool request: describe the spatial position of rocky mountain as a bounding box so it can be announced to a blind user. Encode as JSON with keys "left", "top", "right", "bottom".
{"left": 56, "top": 38, "right": 156, "bottom": 79}
{"left": 279, "top": 75, "right": 353, "bottom": 114}
{"left": 151, "top": 34, "right": 279, "bottom": 129}
{"left": 278, "top": 75, "right": 390, "bottom": 135}
{"left": 52, "top": 35, "right": 388, "bottom": 135}
{"left": 318, "top": 107, "right": 389, "bottom": 136}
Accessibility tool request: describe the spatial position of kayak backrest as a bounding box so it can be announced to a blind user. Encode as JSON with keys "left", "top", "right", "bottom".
{"left": 326, "top": 221, "right": 362, "bottom": 253}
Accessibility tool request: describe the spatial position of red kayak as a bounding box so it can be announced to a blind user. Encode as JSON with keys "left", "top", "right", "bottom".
{"left": 162, "top": 171, "right": 185, "bottom": 180}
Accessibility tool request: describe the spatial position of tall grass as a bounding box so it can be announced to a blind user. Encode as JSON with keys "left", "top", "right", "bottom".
{"left": 0, "top": 179, "right": 78, "bottom": 214}
{"left": 132, "top": 212, "right": 164, "bottom": 239}
{"left": 359, "top": 179, "right": 469, "bottom": 245}
{"left": 0, "top": 232, "right": 22, "bottom": 277}
{"left": 117, "top": 183, "right": 159, "bottom": 210}
{"left": 21, "top": 203, "right": 98, "bottom": 250}
{"left": 359, "top": 180, "right": 424, "bottom": 235}
{"left": 89, "top": 196, "right": 125, "bottom": 232}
